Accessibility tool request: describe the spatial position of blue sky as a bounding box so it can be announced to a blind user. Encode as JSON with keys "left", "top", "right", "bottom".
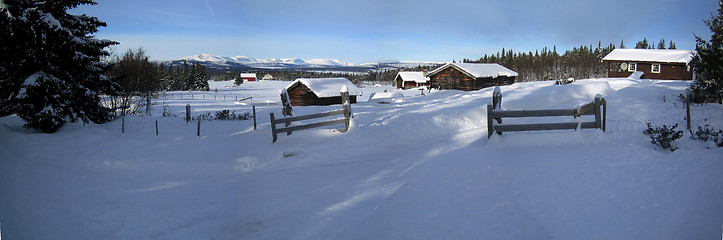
{"left": 72, "top": 0, "right": 718, "bottom": 63}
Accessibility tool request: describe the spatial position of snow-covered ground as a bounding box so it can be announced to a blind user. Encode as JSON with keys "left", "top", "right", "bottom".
{"left": 1, "top": 79, "right": 722, "bottom": 239}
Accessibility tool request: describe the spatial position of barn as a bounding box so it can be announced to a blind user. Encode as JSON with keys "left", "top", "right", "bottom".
{"left": 601, "top": 49, "right": 694, "bottom": 80}
{"left": 240, "top": 73, "right": 257, "bottom": 82}
{"left": 395, "top": 71, "right": 430, "bottom": 89}
{"left": 285, "top": 78, "right": 362, "bottom": 106}
{"left": 427, "top": 63, "right": 517, "bottom": 91}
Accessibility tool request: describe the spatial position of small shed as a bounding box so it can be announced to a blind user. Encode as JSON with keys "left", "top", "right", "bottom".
{"left": 262, "top": 74, "right": 274, "bottom": 81}
{"left": 395, "top": 71, "right": 430, "bottom": 89}
{"left": 240, "top": 73, "right": 257, "bottom": 82}
{"left": 285, "top": 78, "right": 362, "bottom": 106}
{"left": 601, "top": 49, "right": 694, "bottom": 80}
{"left": 427, "top": 63, "right": 517, "bottom": 91}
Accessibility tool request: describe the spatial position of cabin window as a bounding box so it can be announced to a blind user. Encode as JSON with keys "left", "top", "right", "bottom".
{"left": 651, "top": 64, "right": 661, "bottom": 73}
{"left": 628, "top": 63, "right": 637, "bottom": 72}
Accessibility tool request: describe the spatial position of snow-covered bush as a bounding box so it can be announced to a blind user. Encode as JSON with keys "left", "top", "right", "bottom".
{"left": 191, "top": 110, "right": 251, "bottom": 121}
{"left": 643, "top": 123, "right": 684, "bottom": 151}
{"left": 214, "top": 110, "right": 250, "bottom": 120}
{"left": 690, "top": 125, "right": 723, "bottom": 147}
{"left": 555, "top": 78, "right": 575, "bottom": 85}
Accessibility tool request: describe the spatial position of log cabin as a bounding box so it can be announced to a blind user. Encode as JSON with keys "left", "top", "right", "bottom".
{"left": 427, "top": 63, "right": 517, "bottom": 91}
{"left": 601, "top": 49, "right": 694, "bottom": 80}
{"left": 285, "top": 78, "right": 362, "bottom": 106}
{"left": 395, "top": 71, "right": 430, "bottom": 89}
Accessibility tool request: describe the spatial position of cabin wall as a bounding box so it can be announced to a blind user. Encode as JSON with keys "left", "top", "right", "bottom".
{"left": 287, "top": 84, "right": 318, "bottom": 106}
{"left": 428, "top": 67, "right": 475, "bottom": 90}
{"left": 605, "top": 61, "right": 692, "bottom": 80}
{"left": 288, "top": 83, "right": 358, "bottom": 106}
{"left": 429, "top": 67, "right": 515, "bottom": 91}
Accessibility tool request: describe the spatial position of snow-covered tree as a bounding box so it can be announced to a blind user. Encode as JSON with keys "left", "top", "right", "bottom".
{"left": 191, "top": 62, "right": 209, "bottom": 91}
{"left": 0, "top": 0, "right": 118, "bottom": 133}
{"left": 690, "top": 0, "right": 723, "bottom": 103}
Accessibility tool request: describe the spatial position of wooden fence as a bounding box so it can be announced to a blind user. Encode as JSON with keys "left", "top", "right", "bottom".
{"left": 270, "top": 88, "right": 352, "bottom": 143}
{"left": 487, "top": 93, "right": 606, "bottom": 138}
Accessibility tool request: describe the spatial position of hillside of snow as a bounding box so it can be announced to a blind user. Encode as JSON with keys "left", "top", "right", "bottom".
{"left": 1, "top": 78, "right": 722, "bottom": 239}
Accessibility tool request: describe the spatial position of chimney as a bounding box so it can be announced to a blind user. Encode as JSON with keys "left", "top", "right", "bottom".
{"left": 423, "top": 70, "right": 428, "bottom": 76}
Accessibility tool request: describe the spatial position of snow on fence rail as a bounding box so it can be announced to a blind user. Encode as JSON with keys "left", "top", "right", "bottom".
{"left": 487, "top": 87, "right": 607, "bottom": 138}
{"left": 270, "top": 87, "right": 352, "bottom": 143}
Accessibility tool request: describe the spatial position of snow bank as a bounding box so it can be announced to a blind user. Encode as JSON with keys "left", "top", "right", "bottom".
{"left": 1, "top": 79, "right": 722, "bottom": 240}
{"left": 368, "top": 92, "right": 404, "bottom": 103}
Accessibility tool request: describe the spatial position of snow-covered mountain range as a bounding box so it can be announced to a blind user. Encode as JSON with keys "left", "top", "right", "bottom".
{"left": 167, "top": 54, "right": 442, "bottom": 72}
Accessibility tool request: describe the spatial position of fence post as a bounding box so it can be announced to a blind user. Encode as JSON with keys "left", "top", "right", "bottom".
{"left": 487, "top": 104, "right": 494, "bottom": 138}
{"left": 185, "top": 104, "right": 191, "bottom": 123}
{"left": 280, "top": 89, "right": 294, "bottom": 117}
{"left": 285, "top": 118, "right": 291, "bottom": 136}
{"left": 197, "top": 114, "right": 201, "bottom": 137}
{"left": 594, "top": 94, "right": 602, "bottom": 130}
{"left": 492, "top": 86, "right": 502, "bottom": 109}
{"left": 602, "top": 98, "right": 607, "bottom": 132}
{"left": 270, "top": 112, "right": 278, "bottom": 143}
{"left": 253, "top": 105, "right": 257, "bottom": 130}
{"left": 146, "top": 92, "right": 152, "bottom": 115}
{"left": 686, "top": 91, "right": 691, "bottom": 130}
{"left": 341, "top": 87, "right": 351, "bottom": 132}
{"left": 155, "top": 120, "right": 159, "bottom": 135}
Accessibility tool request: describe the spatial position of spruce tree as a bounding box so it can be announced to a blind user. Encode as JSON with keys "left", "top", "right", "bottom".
{"left": 0, "top": 0, "right": 118, "bottom": 133}
{"left": 657, "top": 38, "right": 666, "bottom": 49}
{"left": 192, "top": 63, "right": 209, "bottom": 91}
{"left": 690, "top": 1, "right": 723, "bottom": 103}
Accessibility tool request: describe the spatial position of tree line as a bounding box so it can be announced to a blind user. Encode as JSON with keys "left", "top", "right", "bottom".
{"left": 107, "top": 48, "right": 209, "bottom": 93}
{"left": 464, "top": 38, "right": 678, "bottom": 82}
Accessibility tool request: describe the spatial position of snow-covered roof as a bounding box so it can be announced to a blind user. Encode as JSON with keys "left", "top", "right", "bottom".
{"left": 286, "top": 78, "right": 362, "bottom": 98}
{"left": 395, "top": 72, "right": 429, "bottom": 83}
{"left": 240, "top": 73, "right": 257, "bottom": 78}
{"left": 602, "top": 49, "right": 694, "bottom": 63}
{"left": 428, "top": 63, "right": 518, "bottom": 79}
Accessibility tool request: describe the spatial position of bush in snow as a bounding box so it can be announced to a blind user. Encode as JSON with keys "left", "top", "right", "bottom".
{"left": 555, "top": 78, "right": 575, "bottom": 85}
{"left": 690, "top": 125, "right": 723, "bottom": 148}
{"left": 191, "top": 110, "right": 250, "bottom": 121}
{"left": 643, "top": 123, "right": 684, "bottom": 151}
{"left": 214, "top": 110, "right": 250, "bottom": 121}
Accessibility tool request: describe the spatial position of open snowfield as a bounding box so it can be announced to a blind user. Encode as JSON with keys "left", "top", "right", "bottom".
{"left": 1, "top": 78, "right": 722, "bottom": 239}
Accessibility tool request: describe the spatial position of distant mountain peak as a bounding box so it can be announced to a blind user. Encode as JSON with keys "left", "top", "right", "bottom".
{"left": 173, "top": 54, "right": 442, "bottom": 71}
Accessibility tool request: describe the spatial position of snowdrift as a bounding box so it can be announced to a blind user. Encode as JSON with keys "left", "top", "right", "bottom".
{"left": 1, "top": 79, "right": 721, "bottom": 239}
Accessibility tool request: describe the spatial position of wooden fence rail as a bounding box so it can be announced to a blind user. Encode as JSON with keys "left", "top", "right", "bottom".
{"left": 270, "top": 88, "right": 352, "bottom": 143}
{"left": 487, "top": 94, "right": 606, "bottom": 138}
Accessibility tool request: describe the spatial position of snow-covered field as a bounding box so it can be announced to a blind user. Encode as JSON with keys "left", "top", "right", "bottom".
{"left": 1, "top": 79, "right": 722, "bottom": 239}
